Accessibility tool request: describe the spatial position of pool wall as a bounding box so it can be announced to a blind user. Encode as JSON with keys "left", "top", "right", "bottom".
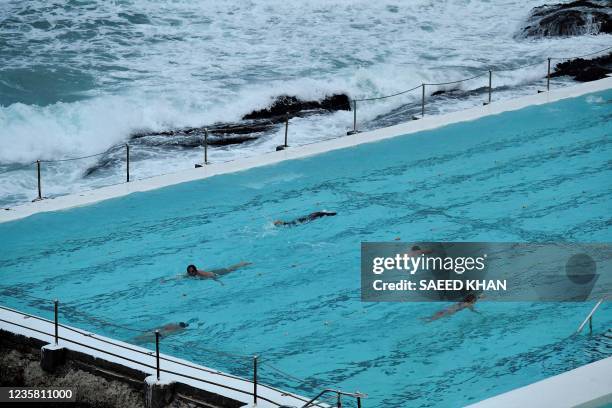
{"left": 1, "top": 76, "right": 611, "bottom": 224}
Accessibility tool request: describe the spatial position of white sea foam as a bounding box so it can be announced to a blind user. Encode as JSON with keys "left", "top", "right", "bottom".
{"left": 0, "top": 0, "right": 610, "bottom": 206}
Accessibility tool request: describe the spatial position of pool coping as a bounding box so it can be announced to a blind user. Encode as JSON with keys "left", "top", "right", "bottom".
{"left": 0, "top": 306, "right": 318, "bottom": 408}
{"left": 467, "top": 355, "right": 612, "bottom": 408}
{"left": 1, "top": 76, "right": 611, "bottom": 224}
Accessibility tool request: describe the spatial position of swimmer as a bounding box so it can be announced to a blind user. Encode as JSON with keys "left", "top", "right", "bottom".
{"left": 133, "top": 322, "right": 189, "bottom": 343}
{"left": 274, "top": 211, "right": 337, "bottom": 227}
{"left": 406, "top": 245, "right": 433, "bottom": 257}
{"left": 424, "top": 293, "right": 480, "bottom": 322}
{"left": 186, "top": 261, "right": 252, "bottom": 284}
{"left": 158, "top": 322, "right": 189, "bottom": 336}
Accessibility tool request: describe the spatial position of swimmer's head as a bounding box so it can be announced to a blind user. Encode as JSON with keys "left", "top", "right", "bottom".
{"left": 464, "top": 293, "right": 477, "bottom": 303}
{"left": 273, "top": 220, "right": 283, "bottom": 226}
{"left": 411, "top": 245, "right": 421, "bottom": 251}
{"left": 179, "top": 322, "right": 189, "bottom": 328}
{"left": 186, "top": 265, "right": 198, "bottom": 276}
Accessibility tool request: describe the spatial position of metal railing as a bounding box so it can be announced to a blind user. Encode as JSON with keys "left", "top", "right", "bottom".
{"left": 31, "top": 144, "right": 132, "bottom": 202}
{"left": 2, "top": 45, "right": 611, "bottom": 206}
{"left": 302, "top": 389, "right": 366, "bottom": 408}
{"left": 348, "top": 44, "right": 612, "bottom": 134}
{"left": 0, "top": 302, "right": 363, "bottom": 408}
{"left": 576, "top": 295, "right": 608, "bottom": 334}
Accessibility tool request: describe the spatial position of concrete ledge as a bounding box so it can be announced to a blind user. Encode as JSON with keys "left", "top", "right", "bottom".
{"left": 144, "top": 376, "right": 176, "bottom": 408}
{"left": 40, "top": 343, "right": 66, "bottom": 372}
{"left": 1, "top": 77, "right": 611, "bottom": 224}
{"left": 467, "top": 356, "right": 612, "bottom": 408}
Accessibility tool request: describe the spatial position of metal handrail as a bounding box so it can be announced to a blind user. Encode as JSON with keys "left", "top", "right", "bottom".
{"left": 576, "top": 295, "right": 608, "bottom": 334}
{"left": 302, "top": 389, "right": 366, "bottom": 408}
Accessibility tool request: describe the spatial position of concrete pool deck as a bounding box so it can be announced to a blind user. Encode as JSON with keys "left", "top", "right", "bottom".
{"left": 1, "top": 76, "right": 611, "bottom": 224}
{"left": 468, "top": 355, "right": 612, "bottom": 408}
{"left": 0, "top": 306, "right": 320, "bottom": 408}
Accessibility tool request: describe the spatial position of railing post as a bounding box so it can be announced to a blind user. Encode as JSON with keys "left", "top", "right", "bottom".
{"left": 547, "top": 58, "right": 551, "bottom": 91}
{"left": 125, "top": 144, "right": 130, "bottom": 182}
{"left": 155, "top": 330, "right": 160, "bottom": 380}
{"left": 253, "top": 355, "right": 258, "bottom": 405}
{"left": 589, "top": 315, "right": 592, "bottom": 334}
{"left": 284, "top": 114, "right": 289, "bottom": 147}
{"left": 421, "top": 84, "right": 425, "bottom": 117}
{"left": 54, "top": 299, "right": 58, "bottom": 345}
{"left": 488, "top": 70, "right": 492, "bottom": 104}
{"left": 337, "top": 393, "right": 342, "bottom": 408}
{"left": 204, "top": 128, "right": 209, "bottom": 165}
{"left": 352, "top": 100, "right": 357, "bottom": 133}
{"left": 357, "top": 396, "right": 362, "bottom": 408}
{"left": 36, "top": 160, "right": 42, "bottom": 200}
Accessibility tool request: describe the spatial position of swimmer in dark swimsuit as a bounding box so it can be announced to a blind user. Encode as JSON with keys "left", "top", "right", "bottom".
{"left": 186, "top": 262, "right": 252, "bottom": 284}
{"left": 274, "top": 211, "right": 337, "bottom": 226}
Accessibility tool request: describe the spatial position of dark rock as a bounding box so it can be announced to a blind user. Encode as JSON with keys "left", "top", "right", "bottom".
{"left": 551, "top": 52, "right": 612, "bottom": 81}
{"left": 131, "top": 122, "right": 275, "bottom": 138}
{"left": 430, "top": 88, "right": 463, "bottom": 97}
{"left": 242, "top": 93, "right": 351, "bottom": 121}
{"left": 574, "top": 64, "right": 610, "bottom": 81}
{"left": 518, "top": 1, "right": 611, "bottom": 38}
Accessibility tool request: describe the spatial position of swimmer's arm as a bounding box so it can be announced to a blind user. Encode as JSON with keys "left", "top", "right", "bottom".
{"left": 212, "top": 274, "right": 225, "bottom": 286}
{"left": 162, "top": 274, "right": 187, "bottom": 283}
{"left": 467, "top": 305, "right": 479, "bottom": 313}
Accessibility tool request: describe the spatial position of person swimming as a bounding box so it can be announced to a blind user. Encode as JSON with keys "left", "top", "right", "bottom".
{"left": 274, "top": 211, "right": 337, "bottom": 227}
{"left": 158, "top": 322, "right": 188, "bottom": 335}
{"left": 406, "top": 245, "right": 433, "bottom": 257}
{"left": 424, "top": 293, "right": 480, "bottom": 322}
{"left": 133, "top": 322, "right": 189, "bottom": 343}
{"left": 186, "top": 261, "right": 252, "bottom": 284}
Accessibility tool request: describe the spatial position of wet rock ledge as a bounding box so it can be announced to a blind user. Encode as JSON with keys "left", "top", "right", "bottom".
{"left": 518, "top": 1, "right": 611, "bottom": 38}
{"left": 131, "top": 93, "right": 351, "bottom": 142}
{"left": 552, "top": 52, "right": 612, "bottom": 81}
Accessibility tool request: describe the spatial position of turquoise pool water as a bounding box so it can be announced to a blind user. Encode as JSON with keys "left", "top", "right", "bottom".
{"left": 1, "top": 90, "right": 611, "bottom": 407}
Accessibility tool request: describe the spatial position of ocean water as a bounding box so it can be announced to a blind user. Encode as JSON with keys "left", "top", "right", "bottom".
{"left": 1, "top": 90, "right": 611, "bottom": 407}
{"left": 1, "top": 0, "right": 611, "bottom": 207}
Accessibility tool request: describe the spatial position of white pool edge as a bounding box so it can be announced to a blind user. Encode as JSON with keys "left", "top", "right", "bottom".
{"left": 1, "top": 76, "right": 611, "bottom": 224}
{"left": 467, "top": 355, "right": 612, "bottom": 408}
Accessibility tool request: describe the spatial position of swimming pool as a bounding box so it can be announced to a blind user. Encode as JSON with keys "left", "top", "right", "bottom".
{"left": 1, "top": 89, "right": 611, "bottom": 407}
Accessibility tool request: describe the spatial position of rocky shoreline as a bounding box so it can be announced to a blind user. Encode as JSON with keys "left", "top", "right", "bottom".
{"left": 518, "top": 0, "right": 611, "bottom": 38}
{"left": 552, "top": 52, "right": 612, "bottom": 81}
